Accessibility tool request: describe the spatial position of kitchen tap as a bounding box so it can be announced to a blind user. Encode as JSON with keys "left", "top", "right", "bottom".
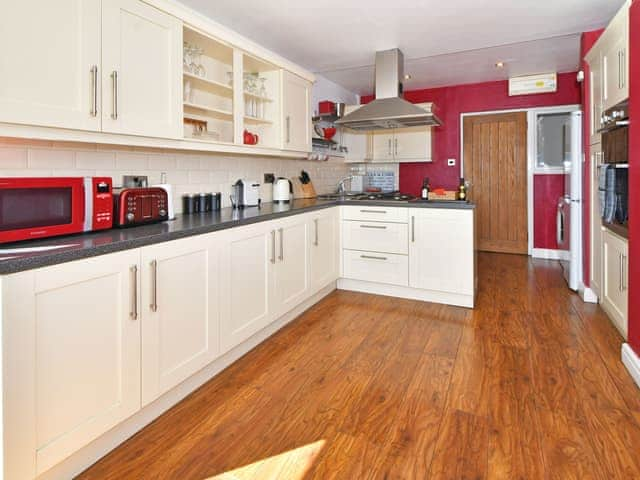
{"left": 336, "top": 176, "right": 354, "bottom": 194}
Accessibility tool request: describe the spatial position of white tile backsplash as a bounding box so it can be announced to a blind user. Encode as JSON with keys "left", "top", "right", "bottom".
{"left": 0, "top": 139, "right": 352, "bottom": 213}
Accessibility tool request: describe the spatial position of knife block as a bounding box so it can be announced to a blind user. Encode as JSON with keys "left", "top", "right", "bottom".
{"left": 291, "top": 177, "right": 317, "bottom": 199}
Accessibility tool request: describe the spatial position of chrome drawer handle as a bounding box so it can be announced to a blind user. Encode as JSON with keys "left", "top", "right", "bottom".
{"left": 360, "top": 254, "right": 387, "bottom": 261}
{"left": 111, "top": 70, "right": 118, "bottom": 119}
{"left": 150, "top": 260, "right": 158, "bottom": 312}
{"left": 314, "top": 218, "right": 319, "bottom": 246}
{"left": 129, "top": 265, "right": 138, "bottom": 320}
{"left": 359, "top": 224, "right": 387, "bottom": 229}
{"left": 278, "top": 228, "right": 284, "bottom": 261}
{"left": 271, "top": 230, "right": 276, "bottom": 264}
{"left": 359, "top": 209, "right": 386, "bottom": 214}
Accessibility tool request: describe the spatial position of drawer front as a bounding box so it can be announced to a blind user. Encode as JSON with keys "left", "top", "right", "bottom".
{"left": 342, "top": 221, "right": 408, "bottom": 254}
{"left": 341, "top": 205, "right": 408, "bottom": 223}
{"left": 342, "top": 249, "right": 408, "bottom": 286}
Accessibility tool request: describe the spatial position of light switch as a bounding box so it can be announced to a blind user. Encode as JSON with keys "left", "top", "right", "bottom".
{"left": 447, "top": 158, "right": 456, "bottom": 166}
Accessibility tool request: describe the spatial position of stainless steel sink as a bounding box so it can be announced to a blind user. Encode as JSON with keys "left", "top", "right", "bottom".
{"left": 316, "top": 193, "right": 363, "bottom": 200}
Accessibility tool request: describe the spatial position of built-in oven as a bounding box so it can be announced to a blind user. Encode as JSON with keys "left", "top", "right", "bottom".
{"left": 598, "top": 100, "right": 629, "bottom": 236}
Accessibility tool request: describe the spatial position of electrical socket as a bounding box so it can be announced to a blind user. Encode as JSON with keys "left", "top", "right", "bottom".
{"left": 447, "top": 158, "right": 456, "bottom": 167}
{"left": 264, "top": 173, "right": 275, "bottom": 184}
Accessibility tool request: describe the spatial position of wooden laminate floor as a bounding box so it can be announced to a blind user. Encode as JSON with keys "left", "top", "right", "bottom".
{"left": 77, "top": 253, "right": 640, "bottom": 479}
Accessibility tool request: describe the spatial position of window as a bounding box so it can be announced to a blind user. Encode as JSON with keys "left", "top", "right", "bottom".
{"left": 536, "top": 112, "right": 572, "bottom": 170}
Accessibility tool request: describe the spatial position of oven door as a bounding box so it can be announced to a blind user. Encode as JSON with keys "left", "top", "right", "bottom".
{"left": 0, "top": 177, "right": 85, "bottom": 243}
{"left": 602, "top": 125, "right": 629, "bottom": 164}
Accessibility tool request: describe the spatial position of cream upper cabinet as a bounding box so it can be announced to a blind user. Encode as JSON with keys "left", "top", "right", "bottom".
{"left": 282, "top": 70, "right": 312, "bottom": 152}
{"left": 393, "top": 125, "right": 432, "bottom": 161}
{"left": 588, "top": 51, "right": 603, "bottom": 145}
{"left": 102, "top": 0, "right": 182, "bottom": 138}
{"left": 309, "top": 208, "right": 339, "bottom": 292}
{"left": 341, "top": 106, "right": 371, "bottom": 163}
{"left": 2, "top": 250, "right": 141, "bottom": 479}
{"left": 271, "top": 214, "right": 311, "bottom": 319}
{"left": 0, "top": 0, "right": 101, "bottom": 131}
{"left": 219, "top": 223, "right": 272, "bottom": 353}
{"left": 140, "top": 235, "right": 220, "bottom": 406}
{"left": 371, "top": 131, "right": 396, "bottom": 161}
{"left": 409, "top": 209, "right": 474, "bottom": 296}
{"left": 601, "top": 4, "right": 629, "bottom": 111}
{"left": 602, "top": 229, "right": 628, "bottom": 338}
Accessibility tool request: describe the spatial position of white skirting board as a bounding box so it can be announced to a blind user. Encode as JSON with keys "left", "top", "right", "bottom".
{"left": 579, "top": 284, "right": 599, "bottom": 304}
{"left": 622, "top": 343, "right": 640, "bottom": 390}
{"left": 37, "top": 282, "right": 337, "bottom": 480}
{"left": 531, "top": 248, "right": 571, "bottom": 261}
{"left": 337, "top": 278, "right": 474, "bottom": 308}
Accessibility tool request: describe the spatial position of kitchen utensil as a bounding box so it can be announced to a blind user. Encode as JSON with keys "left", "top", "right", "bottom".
{"left": 182, "top": 194, "right": 195, "bottom": 214}
{"left": 335, "top": 103, "right": 346, "bottom": 118}
{"left": 322, "top": 127, "right": 337, "bottom": 140}
{"left": 243, "top": 129, "right": 259, "bottom": 145}
{"left": 233, "top": 179, "right": 261, "bottom": 207}
{"left": 273, "top": 178, "right": 292, "bottom": 203}
{"left": 319, "top": 100, "right": 335, "bottom": 114}
{"left": 113, "top": 187, "right": 168, "bottom": 227}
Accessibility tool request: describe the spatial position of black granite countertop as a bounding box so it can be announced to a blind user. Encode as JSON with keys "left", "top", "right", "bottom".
{"left": 0, "top": 198, "right": 474, "bottom": 274}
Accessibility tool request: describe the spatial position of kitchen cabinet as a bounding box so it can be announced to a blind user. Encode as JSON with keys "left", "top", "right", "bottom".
{"left": 0, "top": 0, "right": 102, "bottom": 131}
{"left": 341, "top": 105, "right": 371, "bottom": 163}
{"left": 371, "top": 131, "right": 396, "bottom": 162}
{"left": 587, "top": 49, "right": 603, "bottom": 145}
{"left": 602, "top": 229, "right": 628, "bottom": 337}
{"left": 370, "top": 127, "right": 431, "bottom": 163}
{"left": 309, "top": 208, "right": 339, "bottom": 292}
{"left": 102, "top": 0, "right": 182, "bottom": 138}
{"left": 140, "top": 235, "right": 220, "bottom": 406}
{"left": 2, "top": 250, "right": 141, "bottom": 479}
{"left": 282, "top": 70, "right": 312, "bottom": 152}
{"left": 601, "top": 4, "right": 629, "bottom": 111}
{"left": 219, "top": 222, "right": 273, "bottom": 353}
{"left": 270, "top": 214, "right": 311, "bottom": 319}
{"left": 590, "top": 144, "right": 603, "bottom": 298}
{"left": 409, "top": 209, "right": 474, "bottom": 296}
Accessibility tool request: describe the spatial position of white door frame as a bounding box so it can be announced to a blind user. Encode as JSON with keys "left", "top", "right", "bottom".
{"left": 460, "top": 104, "right": 581, "bottom": 256}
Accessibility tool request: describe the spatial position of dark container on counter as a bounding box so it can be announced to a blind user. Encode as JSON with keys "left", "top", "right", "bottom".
{"left": 214, "top": 192, "right": 221, "bottom": 210}
{"left": 203, "top": 193, "right": 214, "bottom": 212}
{"left": 182, "top": 194, "right": 195, "bottom": 214}
{"left": 197, "top": 193, "right": 207, "bottom": 213}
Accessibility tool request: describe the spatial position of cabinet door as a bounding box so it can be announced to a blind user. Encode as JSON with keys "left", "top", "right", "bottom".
{"left": 371, "top": 131, "right": 395, "bottom": 161}
{"left": 393, "top": 126, "right": 432, "bottom": 162}
{"left": 309, "top": 208, "right": 339, "bottom": 292}
{"left": 271, "top": 215, "right": 311, "bottom": 318}
{"left": 141, "top": 235, "right": 220, "bottom": 405}
{"left": 219, "top": 223, "right": 272, "bottom": 353}
{"left": 102, "top": 0, "right": 182, "bottom": 138}
{"left": 602, "top": 6, "right": 629, "bottom": 111}
{"left": 589, "top": 54, "right": 603, "bottom": 145}
{"left": 282, "top": 70, "right": 311, "bottom": 152}
{"left": 342, "top": 128, "right": 371, "bottom": 163}
{"left": 602, "top": 230, "right": 628, "bottom": 336}
{"left": 589, "top": 145, "right": 603, "bottom": 297}
{"left": 0, "top": 0, "right": 101, "bottom": 130}
{"left": 409, "top": 209, "right": 474, "bottom": 295}
{"left": 2, "top": 250, "right": 141, "bottom": 478}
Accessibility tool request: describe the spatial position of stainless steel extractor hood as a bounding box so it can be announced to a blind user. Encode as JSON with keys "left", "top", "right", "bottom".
{"left": 335, "top": 49, "right": 442, "bottom": 130}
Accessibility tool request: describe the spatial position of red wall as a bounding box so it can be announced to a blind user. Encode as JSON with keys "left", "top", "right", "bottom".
{"left": 362, "top": 72, "right": 581, "bottom": 250}
{"left": 533, "top": 175, "right": 564, "bottom": 249}
{"left": 627, "top": 0, "right": 640, "bottom": 355}
{"left": 581, "top": 29, "right": 606, "bottom": 287}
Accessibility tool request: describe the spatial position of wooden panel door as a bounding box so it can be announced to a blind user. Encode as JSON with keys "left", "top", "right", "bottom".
{"left": 282, "top": 70, "right": 311, "bottom": 152}
{"left": 141, "top": 235, "right": 220, "bottom": 406}
{"left": 219, "top": 223, "right": 272, "bottom": 353}
{"left": 309, "top": 208, "right": 339, "bottom": 292}
{"left": 2, "top": 250, "right": 141, "bottom": 478}
{"left": 101, "top": 0, "right": 182, "bottom": 138}
{"left": 463, "top": 112, "right": 528, "bottom": 254}
{"left": 0, "top": 0, "right": 101, "bottom": 131}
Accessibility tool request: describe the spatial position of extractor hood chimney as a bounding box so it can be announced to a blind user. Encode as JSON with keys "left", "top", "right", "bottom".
{"left": 335, "top": 49, "right": 442, "bottom": 130}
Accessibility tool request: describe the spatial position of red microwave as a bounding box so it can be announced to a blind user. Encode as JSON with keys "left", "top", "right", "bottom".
{"left": 0, "top": 177, "right": 113, "bottom": 244}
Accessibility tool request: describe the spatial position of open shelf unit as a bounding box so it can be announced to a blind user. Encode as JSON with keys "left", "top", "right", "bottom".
{"left": 241, "top": 54, "right": 281, "bottom": 149}
{"left": 183, "top": 26, "right": 234, "bottom": 143}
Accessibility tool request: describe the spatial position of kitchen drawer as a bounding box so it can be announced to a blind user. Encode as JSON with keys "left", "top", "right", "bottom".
{"left": 341, "top": 205, "right": 408, "bottom": 223}
{"left": 342, "top": 221, "right": 408, "bottom": 254}
{"left": 342, "top": 249, "right": 408, "bottom": 286}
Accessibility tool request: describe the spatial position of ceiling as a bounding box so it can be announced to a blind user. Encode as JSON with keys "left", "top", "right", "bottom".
{"left": 180, "top": 0, "right": 625, "bottom": 94}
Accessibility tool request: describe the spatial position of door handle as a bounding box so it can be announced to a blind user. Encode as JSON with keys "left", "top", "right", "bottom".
{"left": 556, "top": 206, "right": 564, "bottom": 246}
{"left": 150, "top": 259, "right": 158, "bottom": 312}
{"left": 111, "top": 70, "right": 118, "bottom": 120}
{"left": 411, "top": 216, "right": 415, "bottom": 242}
{"left": 314, "top": 218, "right": 319, "bottom": 246}
{"left": 90, "top": 65, "right": 98, "bottom": 117}
{"left": 130, "top": 265, "right": 138, "bottom": 320}
{"left": 278, "top": 228, "right": 284, "bottom": 261}
{"left": 271, "top": 230, "right": 276, "bottom": 264}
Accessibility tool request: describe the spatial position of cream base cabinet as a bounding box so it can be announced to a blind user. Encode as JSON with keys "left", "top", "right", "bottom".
{"left": 140, "top": 235, "right": 220, "bottom": 406}
{"left": 101, "top": 0, "right": 182, "bottom": 138}
{"left": 590, "top": 145, "right": 603, "bottom": 297}
{"left": 2, "top": 250, "right": 141, "bottom": 479}
{"left": 282, "top": 70, "right": 312, "bottom": 152}
{"left": 602, "top": 229, "right": 628, "bottom": 337}
{"left": 0, "top": 0, "right": 101, "bottom": 131}
{"left": 270, "top": 215, "right": 311, "bottom": 319}
{"left": 309, "top": 208, "right": 339, "bottom": 293}
{"left": 219, "top": 223, "right": 273, "bottom": 353}
{"left": 409, "top": 209, "right": 474, "bottom": 296}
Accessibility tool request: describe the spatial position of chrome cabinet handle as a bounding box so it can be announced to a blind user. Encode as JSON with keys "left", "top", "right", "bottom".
{"left": 622, "top": 254, "right": 627, "bottom": 291}
{"left": 359, "top": 209, "right": 386, "bottom": 214}
{"left": 411, "top": 216, "right": 415, "bottom": 242}
{"left": 111, "top": 70, "right": 118, "bottom": 119}
{"left": 130, "top": 265, "right": 138, "bottom": 320}
{"left": 618, "top": 51, "right": 622, "bottom": 90}
{"left": 394, "top": 138, "right": 398, "bottom": 156}
{"left": 388, "top": 138, "right": 392, "bottom": 156}
{"left": 286, "top": 116, "right": 291, "bottom": 144}
{"left": 150, "top": 260, "right": 158, "bottom": 312}
{"left": 278, "top": 228, "right": 284, "bottom": 261}
{"left": 619, "top": 253, "right": 623, "bottom": 292}
{"left": 359, "top": 224, "right": 387, "bottom": 229}
{"left": 622, "top": 50, "right": 626, "bottom": 89}
{"left": 360, "top": 254, "right": 387, "bottom": 261}
{"left": 314, "top": 218, "right": 319, "bottom": 246}
{"left": 90, "top": 65, "right": 98, "bottom": 117}
{"left": 271, "top": 230, "right": 276, "bottom": 264}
